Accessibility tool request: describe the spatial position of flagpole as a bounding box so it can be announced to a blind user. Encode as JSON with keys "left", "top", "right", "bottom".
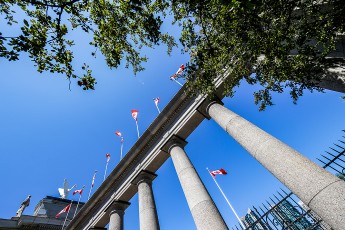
{"left": 62, "top": 201, "right": 73, "bottom": 230}
{"left": 135, "top": 120, "right": 140, "bottom": 138}
{"left": 155, "top": 103, "right": 161, "bottom": 113}
{"left": 206, "top": 168, "right": 245, "bottom": 229}
{"left": 88, "top": 170, "right": 97, "bottom": 201}
{"left": 120, "top": 138, "right": 124, "bottom": 159}
{"left": 103, "top": 160, "right": 109, "bottom": 181}
{"left": 173, "top": 79, "right": 183, "bottom": 86}
{"left": 73, "top": 186, "right": 85, "bottom": 218}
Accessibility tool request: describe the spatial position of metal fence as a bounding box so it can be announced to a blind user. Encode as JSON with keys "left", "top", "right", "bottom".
{"left": 317, "top": 130, "right": 345, "bottom": 179}
{"left": 231, "top": 130, "right": 345, "bottom": 230}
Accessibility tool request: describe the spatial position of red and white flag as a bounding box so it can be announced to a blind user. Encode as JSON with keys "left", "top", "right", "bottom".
{"left": 176, "top": 64, "right": 185, "bottom": 75}
{"left": 210, "top": 168, "right": 227, "bottom": 177}
{"left": 115, "top": 131, "right": 122, "bottom": 137}
{"left": 153, "top": 97, "right": 160, "bottom": 106}
{"left": 115, "top": 131, "right": 124, "bottom": 143}
{"left": 169, "top": 64, "right": 184, "bottom": 87}
{"left": 131, "top": 110, "right": 139, "bottom": 121}
{"left": 106, "top": 153, "right": 111, "bottom": 163}
{"left": 91, "top": 172, "right": 97, "bottom": 188}
{"left": 73, "top": 188, "right": 84, "bottom": 195}
{"left": 55, "top": 204, "right": 71, "bottom": 218}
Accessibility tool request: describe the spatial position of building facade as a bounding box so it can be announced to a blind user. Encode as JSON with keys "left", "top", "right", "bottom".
{"left": 0, "top": 196, "right": 84, "bottom": 230}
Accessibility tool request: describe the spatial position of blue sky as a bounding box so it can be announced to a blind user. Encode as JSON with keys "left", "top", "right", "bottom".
{"left": 0, "top": 16, "right": 345, "bottom": 229}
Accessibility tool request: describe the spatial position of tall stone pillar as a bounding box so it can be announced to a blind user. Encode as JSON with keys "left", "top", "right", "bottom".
{"left": 162, "top": 136, "right": 228, "bottom": 230}
{"left": 132, "top": 171, "right": 160, "bottom": 230}
{"left": 201, "top": 100, "right": 345, "bottom": 230}
{"left": 108, "top": 201, "right": 130, "bottom": 230}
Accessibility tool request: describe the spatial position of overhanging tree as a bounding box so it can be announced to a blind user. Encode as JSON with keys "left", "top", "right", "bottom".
{"left": 0, "top": 0, "right": 175, "bottom": 89}
{"left": 1, "top": 0, "right": 344, "bottom": 109}
{"left": 170, "top": 0, "right": 345, "bottom": 109}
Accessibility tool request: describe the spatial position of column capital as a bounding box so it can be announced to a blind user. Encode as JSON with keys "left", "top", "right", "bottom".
{"left": 161, "top": 135, "right": 188, "bottom": 154}
{"left": 108, "top": 200, "right": 130, "bottom": 214}
{"left": 197, "top": 95, "right": 223, "bottom": 120}
{"left": 131, "top": 170, "right": 157, "bottom": 186}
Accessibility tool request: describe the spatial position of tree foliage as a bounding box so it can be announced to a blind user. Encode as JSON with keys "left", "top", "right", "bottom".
{"left": 0, "top": 0, "right": 175, "bottom": 90}
{"left": 170, "top": 0, "right": 345, "bottom": 110}
{"left": 1, "top": 0, "right": 344, "bottom": 109}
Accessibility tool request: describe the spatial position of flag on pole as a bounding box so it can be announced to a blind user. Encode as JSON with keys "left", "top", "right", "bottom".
{"left": 153, "top": 97, "right": 160, "bottom": 106}
{"left": 88, "top": 170, "right": 98, "bottom": 200}
{"left": 91, "top": 172, "right": 96, "bottom": 187}
{"left": 132, "top": 110, "right": 140, "bottom": 138}
{"left": 115, "top": 131, "right": 124, "bottom": 158}
{"left": 106, "top": 153, "right": 111, "bottom": 163}
{"left": 104, "top": 153, "right": 111, "bottom": 181}
{"left": 170, "top": 64, "right": 184, "bottom": 86}
{"left": 131, "top": 110, "right": 139, "bottom": 121}
{"left": 210, "top": 168, "right": 227, "bottom": 177}
{"left": 115, "top": 131, "right": 124, "bottom": 143}
{"left": 55, "top": 204, "right": 71, "bottom": 218}
{"left": 153, "top": 97, "right": 161, "bottom": 113}
{"left": 73, "top": 185, "right": 85, "bottom": 218}
{"left": 73, "top": 188, "right": 83, "bottom": 195}
{"left": 115, "top": 131, "right": 122, "bottom": 137}
{"left": 176, "top": 64, "right": 185, "bottom": 75}
{"left": 206, "top": 167, "right": 245, "bottom": 228}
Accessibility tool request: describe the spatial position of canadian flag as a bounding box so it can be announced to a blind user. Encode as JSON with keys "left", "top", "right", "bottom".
{"left": 55, "top": 204, "right": 71, "bottom": 218}
{"left": 91, "top": 172, "right": 97, "bottom": 188}
{"left": 131, "top": 110, "right": 139, "bottom": 121}
{"left": 115, "top": 131, "right": 122, "bottom": 137}
{"left": 106, "top": 153, "right": 111, "bottom": 163}
{"left": 176, "top": 64, "right": 185, "bottom": 75}
{"left": 73, "top": 188, "right": 84, "bottom": 195}
{"left": 153, "top": 97, "right": 160, "bottom": 106}
{"left": 210, "top": 168, "right": 227, "bottom": 177}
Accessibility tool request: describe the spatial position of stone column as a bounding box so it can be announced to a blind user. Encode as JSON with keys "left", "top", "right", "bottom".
{"left": 132, "top": 171, "right": 160, "bottom": 230}
{"left": 108, "top": 201, "right": 130, "bottom": 230}
{"left": 203, "top": 100, "right": 345, "bottom": 230}
{"left": 162, "top": 136, "right": 228, "bottom": 230}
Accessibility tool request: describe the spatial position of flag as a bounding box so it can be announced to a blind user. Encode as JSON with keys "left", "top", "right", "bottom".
{"left": 210, "top": 168, "right": 227, "bottom": 177}
{"left": 131, "top": 110, "right": 139, "bottom": 121}
{"left": 115, "top": 131, "right": 124, "bottom": 143}
{"left": 115, "top": 131, "right": 122, "bottom": 137}
{"left": 73, "top": 188, "right": 83, "bottom": 195}
{"left": 106, "top": 153, "right": 111, "bottom": 163}
{"left": 153, "top": 97, "right": 160, "bottom": 106}
{"left": 91, "top": 172, "right": 96, "bottom": 188}
{"left": 55, "top": 204, "right": 71, "bottom": 218}
{"left": 176, "top": 64, "right": 185, "bottom": 75}
{"left": 170, "top": 64, "right": 185, "bottom": 81}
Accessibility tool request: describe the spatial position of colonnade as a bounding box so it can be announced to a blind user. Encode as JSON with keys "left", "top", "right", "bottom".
{"left": 104, "top": 100, "right": 344, "bottom": 230}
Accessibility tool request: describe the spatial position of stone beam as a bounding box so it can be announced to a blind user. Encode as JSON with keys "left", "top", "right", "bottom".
{"left": 66, "top": 75, "right": 227, "bottom": 230}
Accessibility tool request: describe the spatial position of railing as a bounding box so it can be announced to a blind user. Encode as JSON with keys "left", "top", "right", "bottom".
{"left": 232, "top": 130, "right": 345, "bottom": 230}
{"left": 231, "top": 190, "right": 330, "bottom": 230}
{"left": 317, "top": 130, "right": 345, "bottom": 179}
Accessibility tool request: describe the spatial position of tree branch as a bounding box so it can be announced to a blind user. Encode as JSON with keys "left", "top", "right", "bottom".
{"left": 21, "top": 0, "right": 81, "bottom": 8}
